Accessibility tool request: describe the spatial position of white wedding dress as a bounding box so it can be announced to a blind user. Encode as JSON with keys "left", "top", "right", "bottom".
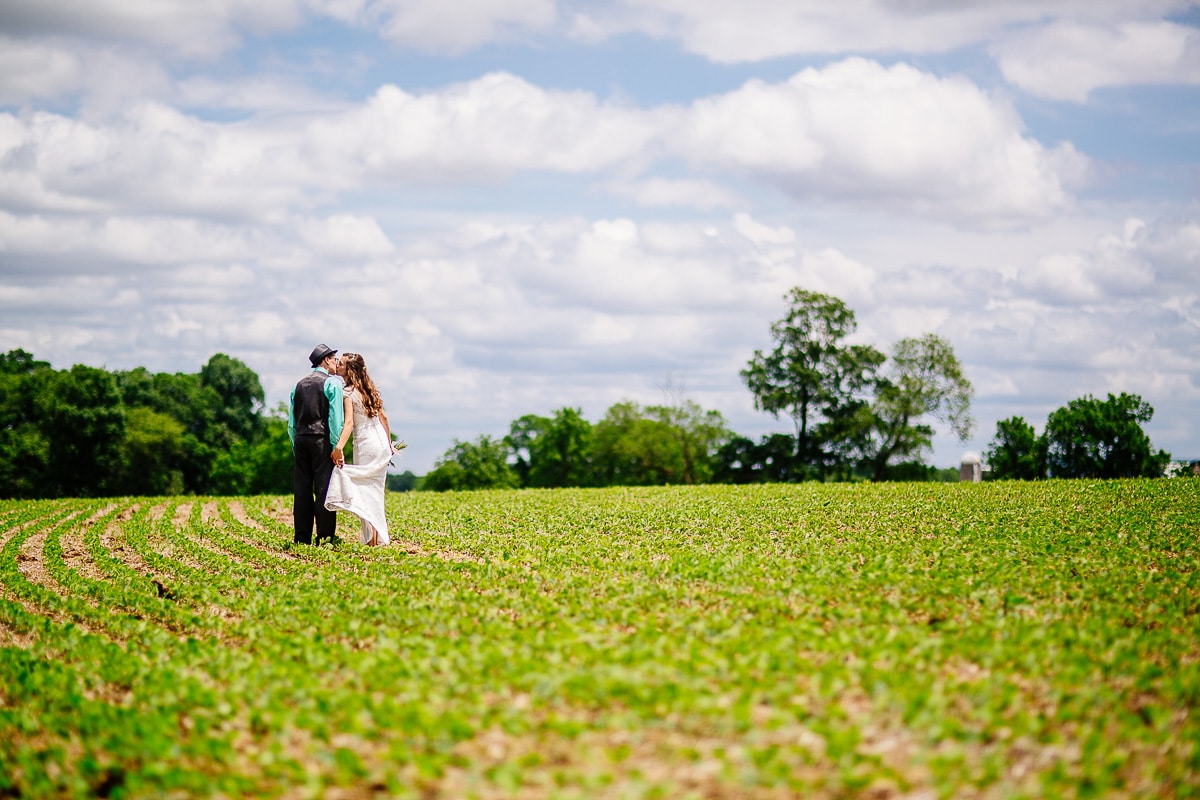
{"left": 324, "top": 388, "right": 392, "bottom": 545}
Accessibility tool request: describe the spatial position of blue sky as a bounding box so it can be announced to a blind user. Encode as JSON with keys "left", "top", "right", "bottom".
{"left": 2, "top": 0, "right": 1199, "bottom": 473}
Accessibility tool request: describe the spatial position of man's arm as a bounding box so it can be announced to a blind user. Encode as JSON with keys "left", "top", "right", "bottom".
{"left": 287, "top": 383, "right": 297, "bottom": 445}
{"left": 332, "top": 391, "right": 353, "bottom": 466}
{"left": 324, "top": 377, "right": 345, "bottom": 448}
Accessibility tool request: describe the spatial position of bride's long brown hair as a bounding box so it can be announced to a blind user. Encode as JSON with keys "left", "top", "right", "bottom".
{"left": 340, "top": 353, "right": 383, "bottom": 418}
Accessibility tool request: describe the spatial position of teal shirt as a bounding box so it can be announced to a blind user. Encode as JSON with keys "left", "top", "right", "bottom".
{"left": 287, "top": 368, "right": 345, "bottom": 448}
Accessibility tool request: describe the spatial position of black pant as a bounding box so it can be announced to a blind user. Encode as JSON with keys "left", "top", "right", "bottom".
{"left": 293, "top": 434, "right": 337, "bottom": 544}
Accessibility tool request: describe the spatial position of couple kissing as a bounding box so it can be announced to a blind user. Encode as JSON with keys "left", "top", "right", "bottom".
{"left": 289, "top": 344, "right": 402, "bottom": 547}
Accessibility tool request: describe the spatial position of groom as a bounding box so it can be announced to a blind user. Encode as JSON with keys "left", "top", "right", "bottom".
{"left": 288, "top": 344, "right": 345, "bottom": 545}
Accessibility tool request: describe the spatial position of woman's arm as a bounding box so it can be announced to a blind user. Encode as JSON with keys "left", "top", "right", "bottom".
{"left": 380, "top": 408, "right": 392, "bottom": 444}
{"left": 332, "top": 391, "right": 354, "bottom": 465}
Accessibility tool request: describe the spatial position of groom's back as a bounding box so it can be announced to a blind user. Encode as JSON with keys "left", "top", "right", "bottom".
{"left": 293, "top": 371, "right": 330, "bottom": 436}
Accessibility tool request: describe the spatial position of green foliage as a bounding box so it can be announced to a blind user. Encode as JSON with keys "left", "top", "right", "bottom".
{"left": 1, "top": 483, "right": 1197, "bottom": 796}
{"left": 591, "top": 401, "right": 681, "bottom": 485}
{"left": 0, "top": 349, "right": 50, "bottom": 375}
{"left": 739, "top": 289, "right": 977, "bottom": 482}
{"left": 862, "top": 333, "right": 975, "bottom": 480}
{"left": 1043, "top": 393, "right": 1171, "bottom": 478}
{"left": 740, "top": 287, "right": 884, "bottom": 468}
{"left": 199, "top": 353, "right": 265, "bottom": 446}
{"left": 386, "top": 470, "right": 418, "bottom": 492}
{"left": 507, "top": 407, "right": 593, "bottom": 488}
{"left": 428, "top": 400, "right": 731, "bottom": 492}
{"left": 713, "top": 433, "right": 800, "bottom": 483}
{"left": 114, "top": 407, "right": 186, "bottom": 496}
{"left": 423, "top": 435, "right": 520, "bottom": 491}
{"left": 985, "top": 415, "right": 1044, "bottom": 480}
{"left": 0, "top": 360, "right": 52, "bottom": 497}
{"left": 33, "top": 365, "right": 126, "bottom": 497}
{"left": 209, "top": 407, "right": 294, "bottom": 495}
{"left": 0, "top": 350, "right": 288, "bottom": 499}
{"left": 589, "top": 400, "right": 729, "bottom": 486}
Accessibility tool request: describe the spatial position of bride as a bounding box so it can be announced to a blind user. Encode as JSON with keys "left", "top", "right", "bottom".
{"left": 324, "top": 353, "right": 399, "bottom": 546}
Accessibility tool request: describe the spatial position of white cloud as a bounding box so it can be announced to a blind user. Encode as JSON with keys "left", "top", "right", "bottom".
{"left": 0, "top": 0, "right": 305, "bottom": 58}
{"left": 3, "top": 62, "right": 1091, "bottom": 226}
{"left": 0, "top": 211, "right": 278, "bottom": 266}
{"left": 568, "top": 0, "right": 1187, "bottom": 62}
{"left": 1013, "top": 218, "right": 1157, "bottom": 305}
{"left": 673, "top": 59, "right": 1090, "bottom": 223}
{"left": 297, "top": 214, "right": 394, "bottom": 258}
{"left": 734, "top": 213, "right": 797, "bottom": 248}
{"left": 311, "top": 74, "right": 660, "bottom": 180}
{"left": 607, "top": 177, "right": 741, "bottom": 210}
{"left": 368, "top": 0, "right": 556, "bottom": 53}
{"left": 0, "top": 37, "right": 82, "bottom": 104}
{"left": 994, "top": 20, "right": 1200, "bottom": 101}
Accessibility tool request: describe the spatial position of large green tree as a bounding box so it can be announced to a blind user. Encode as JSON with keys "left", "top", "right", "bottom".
{"left": 115, "top": 354, "right": 263, "bottom": 494}
{"left": 646, "top": 400, "right": 730, "bottom": 485}
{"left": 115, "top": 367, "right": 221, "bottom": 493}
{"left": 861, "top": 333, "right": 975, "bottom": 481}
{"left": 985, "top": 416, "right": 1043, "bottom": 480}
{"left": 589, "top": 400, "right": 728, "bottom": 486}
{"left": 114, "top": 407, "right": 187, "bottom": 496}
{"left": 200, "top": 353, "right": 265, "bottom": 446}
{"left": 0, "top": 350, "right": 53, "bottom": 497}
{"left": 741, "top": 287, "right": 883, "bottom": 474}
{"left": 507, "top": 407, "right": 593, "bottom": 488}
{"left": 34, "top": 365, "right": 126, "bottom": 497}
{"left": 1042, "top": 393, "right": 1170, "bottom": 479}
{"left": 713, "top": 433, "right": 800, "bottom": 484}
{"left": 423, "top": 435, "right": 520, "bottom": 492}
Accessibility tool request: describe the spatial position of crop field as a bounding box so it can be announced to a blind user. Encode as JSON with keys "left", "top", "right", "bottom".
{"left": 1, "top": 481, "right": 1197, "bottom": 799}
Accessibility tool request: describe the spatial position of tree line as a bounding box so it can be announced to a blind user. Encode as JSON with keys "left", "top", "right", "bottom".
{"left": 423, "top": 286, "right": 1180, "bottom": 490}
{"left": 985, "top": 393, "right": 1172, "bottom": 480}
{"left": 0, "top": 349, "right": 292, "bottom": 498}
{"left": 424, "top": 287, "right": 978, "bottom": 489}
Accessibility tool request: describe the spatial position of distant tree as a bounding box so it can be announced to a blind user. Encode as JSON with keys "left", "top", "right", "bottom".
{"left": 115, "top": 407, "right": 186, "bottom": 496}
{"left": 0, "top": 354, "right": 52, "bottom": 497}
{"left": 246, "top": 407, "right": 295, "bottom": 495}
{"left": 713, "top": 435, "right": 760, "bottom": 484}
{"left": 386, "top": 471, "right": 418, "bottom": 492}
{"left": 200, "top": 353, "right": 265, "bottom": 445}
{"left": 423, "top": 435, "right": 520, "bottom": 492}
{"left": 0, "top": 349, "right": 50, "bottom": 375}
{"left": 507, "top": 407, "right": 593, "bottom": 488}
{"left": 882, "top": 461, "right": 958, "bottom": 482}
{"left": 591, "top": 401, "right": 678, "bottom": 486}
{"left": 861, "top": 333, "right": 974, "bottom": 481}
{"left": 1042, "top": 393, "right": 1170, "bottom": 479}
{"left": 506, "top": 413, "right": 546, "bottom": 487}
{"left": 741, "top": 287, "right": 883, "bottom": 475}
{"left": 646, "top": 400, "right": 730, "bottom": 485}
{"left": 34, "top": 365, "right": 126, "bottom": 497}
{"left": 115, "top": 367, "right": 220, "bottom": 493}
{"left": 0, "top": 350, "right": 290, "bottom": 498}
{"left": 713, "top": 433, "right": 800, "bottom": 484}
{"left": 589, "top": 400, "right": 727, "bottom": 486}
{"left": 210, "top": 404, "right": 293, "bottom": 495}
{"left": 985, "top": 416, "right": 1043, "bottom": 480}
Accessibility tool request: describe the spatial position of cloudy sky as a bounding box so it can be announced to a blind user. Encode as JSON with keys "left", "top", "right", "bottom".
{"left": 2, "top": 1, "right": 1198, "bottom": 473}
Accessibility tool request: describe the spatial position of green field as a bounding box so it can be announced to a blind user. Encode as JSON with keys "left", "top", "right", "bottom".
{"left": 1, "top": 481, "right": 1197, "bottom": 798}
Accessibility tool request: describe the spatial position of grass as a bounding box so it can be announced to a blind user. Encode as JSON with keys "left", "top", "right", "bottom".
{"left": 0, "top": 479, "right": 1197, "bottom": 798}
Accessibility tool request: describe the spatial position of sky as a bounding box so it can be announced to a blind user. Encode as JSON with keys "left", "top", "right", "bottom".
{"left": 1, "top": 0, "right": 1199, "bottom": 475}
